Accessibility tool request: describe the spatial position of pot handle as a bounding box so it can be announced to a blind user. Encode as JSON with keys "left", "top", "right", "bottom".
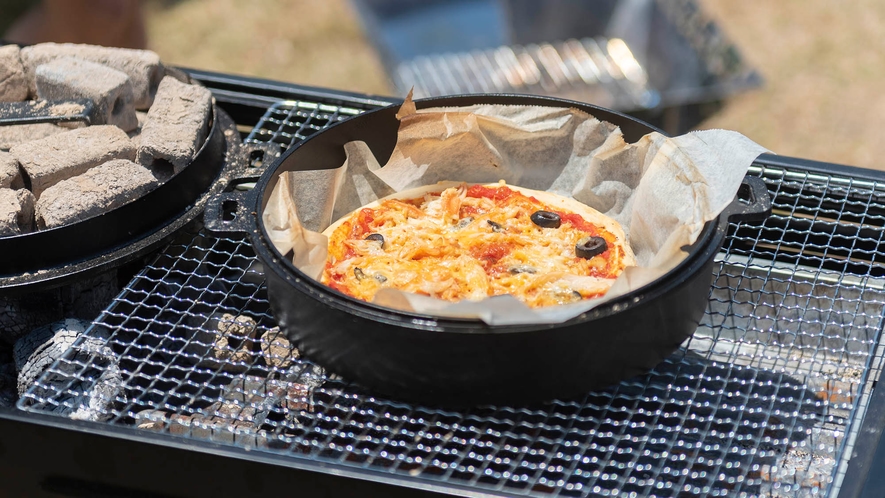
{"left": 203, "top": 142, "right": 282, "bottom": 236}
{"left": 719, "top": 176, "right": 772, "bottom": 228}
{"left": 204, "top": 190, "right": 256, "bottom": 236}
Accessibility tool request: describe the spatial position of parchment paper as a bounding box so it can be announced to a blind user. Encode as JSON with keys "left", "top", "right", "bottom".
{"left": 263, "top": 95, "right": 767, "bottom": 325}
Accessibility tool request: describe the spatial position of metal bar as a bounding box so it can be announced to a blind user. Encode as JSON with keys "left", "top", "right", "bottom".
{"left": 182, "top": 67, "right": 399, "bottom": 109}
{"left": 0, "top": 98, "right": 93, "bottom": 126}
{"left": 0, "top": 410, "right": 504, "bottom": 498}
{"left": 836, "top": 367, "right": 885, "bottom": 498}
{"left": 755, "top": 153, "right": 885, "bottom": 184}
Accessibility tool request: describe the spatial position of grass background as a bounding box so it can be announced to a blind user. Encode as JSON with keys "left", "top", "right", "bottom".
{"left": 144, "top": 0, "right": 885, "bottom": 170}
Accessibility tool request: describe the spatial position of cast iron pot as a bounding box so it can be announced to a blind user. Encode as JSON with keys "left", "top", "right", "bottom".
{"left": 207, "top": 95, "right": 771, "bottom": 406}
{"left": 0, "top": 104, "right": 237, "bottom": 290}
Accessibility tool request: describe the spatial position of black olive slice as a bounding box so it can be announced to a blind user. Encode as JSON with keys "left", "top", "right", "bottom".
{"left": 456, "top": 217, "right": 474, "bottom": 229}
{"left": 531, "top": 210, "right": 561, "bottom": 228}
{"left": 487, "top": 220, "right": 504, "bottom": 232}
{"left": 550, "top": 288, "right": 583, "bottom": 304}
{"left": 365, "top": 233, "right": 385, "bottom": 249}
{"left": 509, "top": 265, "right": 537, "bottom": 274}
{"left": 575, "top": 236, "right": 607, "bottom": 259}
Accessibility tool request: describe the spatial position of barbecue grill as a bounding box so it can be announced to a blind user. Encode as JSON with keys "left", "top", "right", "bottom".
{"left": 1, "top": 70, "right": 884, "bottom": 498}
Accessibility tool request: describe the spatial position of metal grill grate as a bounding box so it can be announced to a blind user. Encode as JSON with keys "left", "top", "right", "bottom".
{"left": 393, "top": 37, "right": 658, "bottom": 111}
{"left": 244, "top": 100, "right": 363, "bottom": 151}
{"left": 19, "top": 101, "right": 885, "bottom": 497}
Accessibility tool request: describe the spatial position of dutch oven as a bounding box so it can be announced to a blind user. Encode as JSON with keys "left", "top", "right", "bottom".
{"left": 0, "top": 102, "right": 244, "bottom": 291}
{"left": 206, "top": 95, "right": 771, "bottom": 406}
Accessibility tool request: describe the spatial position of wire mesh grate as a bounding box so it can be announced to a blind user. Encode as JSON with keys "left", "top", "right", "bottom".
{"left": 391, "top": 37, "right": 657, "bottom": 110}
{"left": 19, "top": 101, "right": 885, "bottom": 497}
{"left": 244, "top": 100, "right": 362, "bottom": 151}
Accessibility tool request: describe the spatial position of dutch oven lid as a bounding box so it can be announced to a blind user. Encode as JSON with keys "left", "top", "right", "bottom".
{"left": 0, "top": 104, "right": 233, "bottom": 289}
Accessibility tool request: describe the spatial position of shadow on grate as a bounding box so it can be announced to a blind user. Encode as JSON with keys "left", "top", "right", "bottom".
{"left": 16, "top": 101, "right": 885, "bottom": 497}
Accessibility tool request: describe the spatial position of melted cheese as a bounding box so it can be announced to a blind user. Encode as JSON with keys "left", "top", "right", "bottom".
{"left": 322, "top": 182, "right": 631, "bottom": 308}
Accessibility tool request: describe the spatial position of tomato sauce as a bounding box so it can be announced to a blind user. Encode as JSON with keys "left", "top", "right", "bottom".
{"left": 328, "top": 280, "right": 349, "bottom": 294}
{"left": 459, "top": 204, "right": 481, "bottom": 218}
{"left": 471, "top": 242, "right": 512, "bottom": 269}
{"left": 466, "top": 184, "right": 516, "bottom": 202}
{"left": 349, "top": 208, "right": 375, "bottom": 239}
{"left": 556, "top": 211, "right": 600, "bottom": 235}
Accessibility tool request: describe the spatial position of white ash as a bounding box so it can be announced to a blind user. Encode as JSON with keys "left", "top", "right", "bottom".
{"left": 67, "top": 360, "right": 125, "bottom": 422}
{"left": 259, "top": 326, "right": 299, "bottom": 369}
{"left": 0, "top": 151, "right": 23, "bottom": 189}
{"left": 48, "top": 102, "right": 85, "bottom": 116}
{"left": 14, "top": 319, "right": 124, "bottom": 421}
{"left": 35, "top": 57, "right": 138, "bottom": 132}
{"left": 19, "top": 42, "right": 164, "bottom": 109}
{"left": 282, "top": 363, "right": 326, "bottom": 392}
{"left": 36, "top": 158, "right": 159, "bottom": 229}
{"left": 136, "top": 76, "right": 212, "bottom": 175}
{"left": 0, "top": 122, "right": 69, "bottom": 151}
{"left": 183, "top": 313, "right": 258, "bottom": 373}
{"left": 127, "top": 110, "right": 149, "bottom": 143}
{"left": 11, "top": 125, "right": 136, "bottom": 198}
{"left": 13, "top": 318, "right": 89, "bottom": 396}
{"left": 134, "top": 373, "right": 314, "bottom": 445}
{"left": 0, "top": 187, "right": 36, "bottom": 236}
{"left": 0, "top": 45, "right": 28, "bottom": 102}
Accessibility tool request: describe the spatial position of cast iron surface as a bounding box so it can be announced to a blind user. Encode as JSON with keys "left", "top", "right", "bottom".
{"left": 0, "top": 98, "right": 93, "bottom": 125}
{"left": 213, "top": 94, "right": 769, "bottom": 405}
{"left": 260, "top": 185, "right": 764, "bottom": 405}
{"left": 0, "top": 104, "right": 239, "bottom": 291}
{"left": 11, "top": 89, "right": 885, "bottom": 498}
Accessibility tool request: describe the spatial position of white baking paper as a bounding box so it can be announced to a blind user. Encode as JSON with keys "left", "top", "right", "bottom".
{"left": 262, "top": 95, "right": 767, "bottom": 325}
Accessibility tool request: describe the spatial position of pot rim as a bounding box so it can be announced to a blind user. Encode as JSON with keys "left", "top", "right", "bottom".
{"left": 250, "top": 94, "right": 724, "bottom": 333}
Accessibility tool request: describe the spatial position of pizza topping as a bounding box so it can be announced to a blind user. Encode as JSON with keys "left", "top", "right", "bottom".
{"left": 576, "top": 236, "right": 608, "bottom": 259}
{"left": 456, "top": 217, "right": 474, "bottom": 229}
{"left": 350, "top": 208, "right": 375, "bottom": 239}
{"left": 322, "top": 182, "right": 633, "bottom": 308}
{"left": 550, "top": 288, "right": 583, "bottom": 303}
{"left": 365, "top": 233, "right": 385, "bottom": 248}
{"left": 531, "top": 210, "right": 561, "bottom": 228}
{"left": 509, "top": 265, "right": 537, "bottom": 274}
{"left": 440, "top": 186, "right": 463, "bottom": 224}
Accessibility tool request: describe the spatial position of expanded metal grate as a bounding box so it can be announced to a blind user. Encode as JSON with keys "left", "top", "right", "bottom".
{"left": 19, "top": 101, "right": 885, "bottom": 497}
{"left": 392, "top": 37, "right": 658, "bottom": 111}
{"left": 244, "top": 99, "right": 363, "bottom": 150}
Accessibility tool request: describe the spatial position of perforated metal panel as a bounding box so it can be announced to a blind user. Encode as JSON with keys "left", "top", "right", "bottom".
{"left": 19, "top": 101, "right": 885, "bottom": 497}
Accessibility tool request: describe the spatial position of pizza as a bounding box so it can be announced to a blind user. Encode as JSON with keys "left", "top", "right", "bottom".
{"left": 321, "top": 181, "right": 635, "bottom": 308}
